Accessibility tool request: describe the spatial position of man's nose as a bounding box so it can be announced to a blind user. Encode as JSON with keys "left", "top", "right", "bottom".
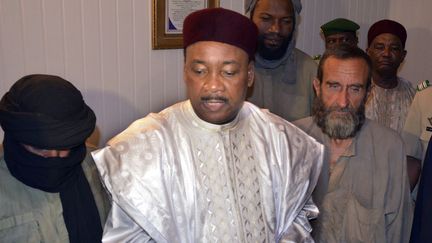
{"left": 382, "top": 46, "right": 392, "bottom": 57}
{"left": 205, "top": 73, "right": 224, "bottom": 92}
{"left": 269, "top": 20, "right": 280, "bottom": 33}
{"left": 336, "top": 90, "right": 349, "bottom": 108}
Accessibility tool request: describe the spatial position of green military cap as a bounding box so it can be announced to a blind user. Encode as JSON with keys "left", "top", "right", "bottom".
{"left": 321, "top": 18, "right": 360, "bottom": 37}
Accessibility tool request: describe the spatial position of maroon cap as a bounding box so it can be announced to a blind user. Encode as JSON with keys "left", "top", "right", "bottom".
{"left": 368, "top": 19, "right": 407, "bottom": 48}
{"left": 183, "top": 8, "right": 258, "bottom": 60}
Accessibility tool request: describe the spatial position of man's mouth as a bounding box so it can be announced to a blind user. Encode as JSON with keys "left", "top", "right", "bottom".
{"left": 328, "top": 107, "right": 353, "bottom": 116}
{"left": 201, "top": 97, "right": 228, "bottom": 111}
{"left": 264, "top": 38, "right": 282, "bottom": 47}
{"left": 378, "top": 60, "right": 393, "bottom": 66}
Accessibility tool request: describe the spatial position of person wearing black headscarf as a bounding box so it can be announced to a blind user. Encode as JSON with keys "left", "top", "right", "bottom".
{"left": 0, "top": 74, "right": 110, "bottom": 243}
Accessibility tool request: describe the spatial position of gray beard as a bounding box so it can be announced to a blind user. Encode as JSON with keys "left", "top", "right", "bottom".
{"left": 313, "top": 96, "right": 366, "bottom": 139}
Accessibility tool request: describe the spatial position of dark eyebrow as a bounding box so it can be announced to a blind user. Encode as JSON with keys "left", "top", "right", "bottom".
{"left": 222, "top": 60, "right": 240, "bottom": 65}
{"left": 190, "top": 60, "right": 240, "bottom": 65}
{"left": 325, "top": 81, "right": 365, "bottom": 88}
{"left": 281, "top": 16, "right": 294, "bottom": 20}
{"left": 324, "top": 80, "right": 341, "bottom": 85}
{"left": 348, "top": 83, "right": 365, "bottom": 88}
{"left": 191, "top": 60, "right": 205, "bottom": 65}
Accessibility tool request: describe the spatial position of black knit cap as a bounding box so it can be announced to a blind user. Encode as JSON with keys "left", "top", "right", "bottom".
{"left": 183, "top": 7, "right": 258, "bottom": 60}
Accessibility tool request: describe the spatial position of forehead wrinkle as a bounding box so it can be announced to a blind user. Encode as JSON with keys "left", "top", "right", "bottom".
{"left": 189, "top": 59, "right": 241, "bottom": 67}
{"left": 222, "top": 60, "right": 240, "bottom": 65}
{"left": 372, "top": 33, "right": 403, "bottom": 46}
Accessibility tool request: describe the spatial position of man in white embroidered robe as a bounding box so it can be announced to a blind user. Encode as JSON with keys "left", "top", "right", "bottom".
{"left": 92, "top": 8, "right": 323, "bottom": 243}
{"left": 366, "top": 19, "right": 420, "bottom": 192}
{"left": 365, "top": 19, "right": 415, "bottom": 134}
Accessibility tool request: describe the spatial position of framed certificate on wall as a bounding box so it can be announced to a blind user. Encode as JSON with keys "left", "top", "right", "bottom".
{"left": 152, "top": 0, "right": 220, "bottom": 49}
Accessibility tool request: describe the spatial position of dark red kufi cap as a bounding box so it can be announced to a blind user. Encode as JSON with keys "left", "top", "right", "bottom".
{"left": 368, "top": 19, "right": 407, "bottom": 48}
{"left": 183, "top": 8, "right": 258, "bottom": 60}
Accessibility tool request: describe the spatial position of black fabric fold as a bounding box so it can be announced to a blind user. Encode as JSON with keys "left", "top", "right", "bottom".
{"left": 3, "top": 135, "right": 102, "bottom": 243}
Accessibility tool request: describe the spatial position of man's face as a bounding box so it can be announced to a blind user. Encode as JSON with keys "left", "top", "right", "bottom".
{"left": 252, "top": 0, "right": 294, "bottom": 60}
{"left": 22, "top": 144, "right": 71, "bottom": 158}
{"left": 184, "top": 41, "right": 254, "bottom": 124}
{"left": 367, "top": 33, "right": 406, "bottom": 76}
{"left": 313, "top": 57, "right": 369, "bottom": 139}
{"left": 325, "top": 32, "right": 358, "bottom": 50}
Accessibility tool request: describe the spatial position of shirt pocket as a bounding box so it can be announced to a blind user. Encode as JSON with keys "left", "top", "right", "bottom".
{"left": 341, "top": 196, "right": 385, "bottom": 243}
{"left": 0, "top": 212, "right": 42, "bottom": 243}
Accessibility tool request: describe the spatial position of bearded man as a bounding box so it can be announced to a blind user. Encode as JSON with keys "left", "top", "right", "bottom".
{"left": 294, "top": 46, "right": 413, "bottom": 243}
{"left": 247, "top": 0, "right": 317, "bottom": 121}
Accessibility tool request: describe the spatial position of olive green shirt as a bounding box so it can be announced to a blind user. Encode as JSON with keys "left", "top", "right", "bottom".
{"left": 248, "top": 48, "right": 317, "bottom": 121}
{"left": 0, "top": 147, "right": 111, "bottom": 243}
{"left": 294, "top": 117, "right": 413, "bottom": 243}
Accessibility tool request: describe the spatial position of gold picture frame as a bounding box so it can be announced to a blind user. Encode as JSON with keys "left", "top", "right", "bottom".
{"left": 152, "top": 0, "right": 220, "bottom": 49}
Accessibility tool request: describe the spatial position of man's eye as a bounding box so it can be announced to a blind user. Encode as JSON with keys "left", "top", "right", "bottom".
{"left": 373, "top": 45, "right": 384, "bottom": 51}
{"left": 192, "top": 68, "right": 205, "bottom": 75}
{"left": 391, "top": 46, "right": 401, "bottom": 52}
{"left": 223, "top": 70, "right": 237, "bottom": 77}
{"left": 349, "top": 86, "right": 361, "bottom": 93}
{"left": 281, "top": 18, "right": 293, "bottom": 25}
{"left": 260, "top": 16, "right": 271, "bottom": 22}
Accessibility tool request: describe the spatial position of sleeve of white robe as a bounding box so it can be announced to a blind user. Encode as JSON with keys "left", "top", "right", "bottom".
{"left": 279, "top": 197, "right": 318, "bottom": 243}
{"left": 102, "top": 202, "right": 156, "bottom": 243}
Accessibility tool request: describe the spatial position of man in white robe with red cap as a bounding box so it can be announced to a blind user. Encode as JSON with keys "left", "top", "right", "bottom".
{"left": 93, "top": 7, "right": 323, "bottom": 243}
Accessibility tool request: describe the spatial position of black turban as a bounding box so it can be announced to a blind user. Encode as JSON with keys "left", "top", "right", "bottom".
{"left": 0, "top": 74, "right": 96, "bottom": 149}
{"left": 0, "top": 74, "right": 102, "bottom": 243}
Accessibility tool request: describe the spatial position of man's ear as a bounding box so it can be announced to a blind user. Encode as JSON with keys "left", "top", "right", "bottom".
{"left": 247, "top": 61, "right": 255, "bottom": 87}
{"left": 183, "top": 48, "right": 189, "bottom": 85}
{"left": 401, "top": 50, "right": 407, "bottom": 63}
{"left": 313, "top": 78, "right": 321, "bottom": 96}
{"left": 183, "top": 65, "right": 187, "bottom": 84}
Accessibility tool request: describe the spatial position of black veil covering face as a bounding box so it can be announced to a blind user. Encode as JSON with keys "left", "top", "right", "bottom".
{"left": 0, "top": 74, "right": 102, "bottom": 243}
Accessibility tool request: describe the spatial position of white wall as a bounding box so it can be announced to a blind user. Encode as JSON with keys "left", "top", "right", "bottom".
{"left": 298, "top": 0, "right": 390, "bottom": 55}
{"left": 298, "top": 0, "right": 431, "bottom": 84}
{"left": 0, "top": 0, "right": 429, "bottom": 146}
{"left": 387, "top": 0, "right": 432, "bottom": 83}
